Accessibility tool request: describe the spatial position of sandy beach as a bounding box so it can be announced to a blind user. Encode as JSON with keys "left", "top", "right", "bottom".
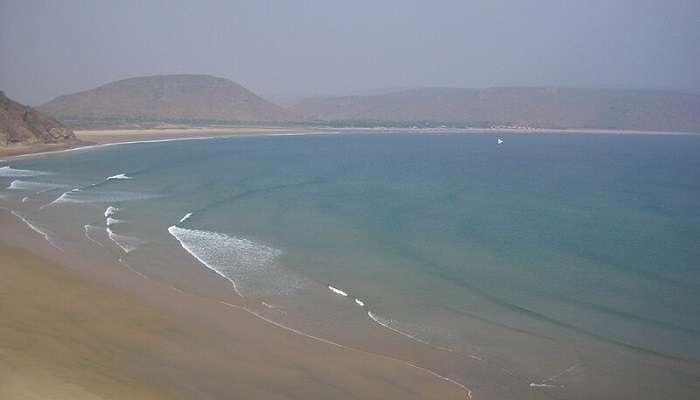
{"left": 74, "top": 126, "right": 698, "bottom": 146}
{"left": 3, "top": 124, "right": 696, "bottom": 160}
{"left": 74, "top": 127, "right": 314, "bottom": 144}
{"left": 0, "top": 209, "right": 469, "bottom": 400}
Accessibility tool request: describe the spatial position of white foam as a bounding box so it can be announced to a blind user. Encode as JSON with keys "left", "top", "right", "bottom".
{"left": 107, "top": 227, "right": 145, "bottom": 253}
{"left": 355, "top": 298, "right": 365, "bottom": 307}
{"left": 21, "top": 196, "right": 30, "bottom": 203}
{"left": 328, "top": 285, "right": 348, "bottom": 297}
{"left": 367, "top": 310, "right": 453, "bottom": 352}
{"left": 43, "top": 190, "right": 156, "bottom": 208}
{"left": 9, "top": 210, "right": 63, "bottom": 252}
{"left": 106, "top": 217, "right": 124, "bottom": 226}
{"left": 104, "top": 206, "right": 119, "bottom": 217}
{"left": 41, "top": 189, "right": 78, "bottom": 209}
{"left": 7, "top": 180, "right": 68, "bottom": 192}
{"left": 368, "top": 310, "right": 420, "bottom": 341}
{"left": 83, "top": 225, "right": 105, "bottom": 248}
{"left": 528, "top": 363, "right": 576, "bottom": 389}
{"left": 0, "top": 166, "right": 49, "bottom": 177}
{"left": 217, "top": 300, "right": 473, "bottom": 399}
{"left": 168, "top": 226, "right": 308, "bottom": 298}
{"left": 529, "top": 383, "right": 559, "bottom": 388}
{"left": 178, "top": 212, "right": 193, "bottom": 223}
{"left": 106, "top": 173, "right": 132, "bottom": 180}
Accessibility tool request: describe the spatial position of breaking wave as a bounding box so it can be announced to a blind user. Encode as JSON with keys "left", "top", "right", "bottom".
{"left": 0, "top": 166, "right": 49, "bottom": 177}
{"left": 178, "top": 212, "right": 193, "bottom": 224}
{"left": 168, "top": 225, "right": 309, "bottom": 297}
{"left": 367, "top": 310, "right": 453, "bottom": 352}
{"left": 328, "top": 285, "right": 348, "bottom": 296}
{"left": 106, "top": 217, "right": 124, "bottom": 226}
{"left": 106, "top": 227, "right": 146, "bottom": 253}
{"left": 44, "top": 189, "right": 157, "bottom": 207}
{"left": 9, "top": 209, "right": 63, "bottom": 252}
{"left": 7, "top": 180, "right": 68, "bottom": 192}
{"left": 106, "top": 173, "right": 132, "bottom": 181}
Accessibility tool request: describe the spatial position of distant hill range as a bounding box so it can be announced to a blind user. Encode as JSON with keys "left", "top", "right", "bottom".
{"left": 38, "top": 75, "right": 700, "bottom": 132}
{"left": 39, "top": 74, "right": 294, "bottom": 124}
{"left": 1, "top": 91, "right": 77, "bottom": 147}
{"left": 291, "top": 87, "right": 700, "bottom": 132}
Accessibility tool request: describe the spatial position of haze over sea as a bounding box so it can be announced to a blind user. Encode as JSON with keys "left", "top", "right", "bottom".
{"left": 2, "top": 132, "right": 699, "bottom": 399}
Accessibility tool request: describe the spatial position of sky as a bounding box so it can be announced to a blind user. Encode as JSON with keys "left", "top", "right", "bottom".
{"left": 1, "top": 0, "right": 699, "bottom": 105}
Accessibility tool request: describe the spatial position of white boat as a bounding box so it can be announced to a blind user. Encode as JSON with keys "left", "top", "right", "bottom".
{"left": 497, "top": 138, "right": 504, "bottom": 144}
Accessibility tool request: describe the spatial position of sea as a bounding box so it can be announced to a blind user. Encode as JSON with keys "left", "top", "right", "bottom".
{"left": 2, "top": 131, "right": 699, "bottom": 399}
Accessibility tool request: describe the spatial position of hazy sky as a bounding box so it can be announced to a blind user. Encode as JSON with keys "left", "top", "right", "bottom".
{"left": 1, "top": 0, "right": 699, "bottom": 105}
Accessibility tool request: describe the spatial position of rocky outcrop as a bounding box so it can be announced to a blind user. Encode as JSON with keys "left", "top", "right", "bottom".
{"left": 0, "top": 91, "right": 77, "bottom": 146}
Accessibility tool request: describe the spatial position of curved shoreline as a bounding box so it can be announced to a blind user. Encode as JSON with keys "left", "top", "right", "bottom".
{"left": 2, "top": 125, "right": 698, "bottom": 163}
{"left": 0, "top": 207, "right": 471, "bottom": 400}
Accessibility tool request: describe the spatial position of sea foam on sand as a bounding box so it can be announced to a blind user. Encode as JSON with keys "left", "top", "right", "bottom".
{"left": 168, "top": 225, "right": 309, "bottom": 298}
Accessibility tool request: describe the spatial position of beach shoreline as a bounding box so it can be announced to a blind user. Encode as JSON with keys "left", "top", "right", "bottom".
{"left": 3, "top": 131, "right": 700, "bottom": 399}
{"left": 0, "top": 207, "right": 472, "bottom": 400}
{"left": 2, "top": 124, "right": 698, "bottom": 160}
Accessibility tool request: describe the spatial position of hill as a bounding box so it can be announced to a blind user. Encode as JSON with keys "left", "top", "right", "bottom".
{"left": 39, "top": 75, "right": 294, "bottom": 124}
{"left": 291, "top": 87, "right": 700, "bottom": 132}
{"left": 0, "top": 91, "right": 77, "bottom": 147}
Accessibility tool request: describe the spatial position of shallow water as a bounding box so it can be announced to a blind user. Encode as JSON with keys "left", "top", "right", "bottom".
{"left": 2, "top": 132, "right": 699, "bottom": 399}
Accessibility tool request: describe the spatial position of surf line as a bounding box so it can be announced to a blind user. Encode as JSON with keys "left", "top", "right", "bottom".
{"left": 328, "top": 285, "right": 348, "bottom": 296}
{"left": 529, "top": 363, "right": 577, "bottom": 389}
{"left": 77, "top": 228, "right": 473, "bottom": 400}
{"left": 328, "top": 284, "right": 367, "bottom": 308}
{"left": 4, "top": 207, "right": 64, "bottom": 252}
{"left": 327, "top": 284, "right": 454, "bottom": 353}
{"left": 167, "top": 225, "right": 243, "bottom": 297}
{"left": 218, "top": 300, "right": 473, "bottom": 399}
{"left": 117, "top": 257, "right": 148, "bottom": 279}
{"left": 366, "top": 310, "right": 455, "bottom": 353}
{"left": 83, "top": 225, "right": 105, "bottom": 248}
{"left": 41, "top": 171, "right": 135, "bottom": 209}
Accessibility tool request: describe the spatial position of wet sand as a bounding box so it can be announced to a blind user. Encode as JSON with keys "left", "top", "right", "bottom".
{"left": 0, "top": 210, "right": 469, "bottom": 400}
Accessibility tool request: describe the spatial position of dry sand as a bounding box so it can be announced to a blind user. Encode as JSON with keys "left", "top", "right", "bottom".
{"left": 75, "top": 127, "right": 313, "bottom": 144}
{"left": 0, "top": 212, "right": 469, "bottom": 400}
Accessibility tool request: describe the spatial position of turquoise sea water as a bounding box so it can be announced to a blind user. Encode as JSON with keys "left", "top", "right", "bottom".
{"left": 2, "top": 132, "right": 699, "bottom": 398}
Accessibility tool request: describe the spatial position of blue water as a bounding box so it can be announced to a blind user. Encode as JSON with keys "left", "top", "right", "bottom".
{"left": 2, "top": 132, "right": 700, "bottom": 398}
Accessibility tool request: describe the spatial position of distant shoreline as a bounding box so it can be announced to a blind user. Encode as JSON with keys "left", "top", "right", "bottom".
{"left": 76, "top": 125, "right": 700, "bottom": 136}
{"left": 2, "top": 125, "right": 698, "bottom": 160}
